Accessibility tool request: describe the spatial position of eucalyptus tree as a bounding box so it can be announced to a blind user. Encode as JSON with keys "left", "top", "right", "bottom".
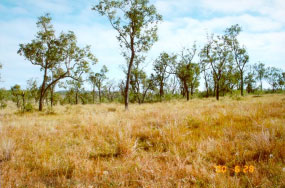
{"left": 10, "top": 84, "right": 30, "bottom": 112}
{"left": 89, "top": 65, "right": 108, "bottom": 103}
{"left": 175, "top": 45, "right": 200, "bottom": 100}
{"left": 265, "top": 67, "right": 283, "bottom": 92}
{"left": 220, "top": 61, "right": 239, "bottom": 95}
{"left": 93, "top": 0, "right": 162, "bottom": 110}
{"left": 280, "top": 72, "right": 285, "bottom": 90}
{"left": 11, "top": 84, "right": 22, "bottom": 108}
{"left": 225, "top": 24, "right": 249, "bottom": 96}
{"left": 201, "top": 34, "right": 231, "bottom": 100}
{"left": 199, "top": 55, "right": 211, "bottom": 97}
{"left": 0, "top": 88, "right": 8, "bottom": 109}
{"left": 65, "top": 78, "right": 84, "bottom": 105}
{"left": 130, "top": 57, "right": 147, "bottom": 104}
{"left": 105, "top": 80, "right": 116, "bottom": 102}
{"left": 153, "top": 52, "right": 176, "bottom": 101}
{"left": 18, "top": 14, "right": 97, "bottom": 111}
{"left": 253, "top": 62, "right": 266, "bottom": 91}
{"left": 244, "top": 65, "right": 256, "bottom": 93}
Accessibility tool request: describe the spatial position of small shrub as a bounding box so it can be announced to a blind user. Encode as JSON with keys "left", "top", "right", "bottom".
{"left": 24, "top": 103, "right": 34, "bottom": 112}
{"left": 108, "top": 107, "right": 116, "bottom": 112}
{"left": 46, "top": 106, "right": 56, "bottom": 115}
{"left": 0, "top": 138, "right": 14, "bottom": 162}
{"left": 0, "top": 102, "right": 7, "bottom": 109}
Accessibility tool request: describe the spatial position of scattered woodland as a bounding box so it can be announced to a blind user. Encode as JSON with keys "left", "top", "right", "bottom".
{"left": 0, "top": 0, "right": 284, "bottom": 187}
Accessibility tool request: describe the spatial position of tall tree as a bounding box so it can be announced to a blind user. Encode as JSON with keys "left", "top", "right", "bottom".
{"left": 93, "top": 0, "right": 162, "bottom": 110}
{"left": 225, "top": 24, "right": 249, "bottom": 96}
{"left": 153, "top": 52, "right": 176, "bottom": 101}
{"left": 201, "top": 34, "right": 231, "bottom": 100}
{"left": 253, "top": 62, "right": 266, "bottom": 92}
{"left": 174, "top": 46, "right": 198, "bottom": 100}
{"left": 18, "top": 14, "right": 97, "bottom": 111}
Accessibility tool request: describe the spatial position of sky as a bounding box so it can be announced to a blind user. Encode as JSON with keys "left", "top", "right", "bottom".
{"left": 0, "top": 0, "right": 285, "bottom": 90}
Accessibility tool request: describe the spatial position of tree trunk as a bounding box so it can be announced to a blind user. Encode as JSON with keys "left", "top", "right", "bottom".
{"left": 92, "top": 88, "right": 95, "bottom": 104}
{"left": 39, "top": 67, "right": 48, "bottom": 111}
{"left": 186, "top": 89, "right": 189, "bottom": 101}
{"left": 240, "top": 72, "right": 244, "bottom": 96}
{"left": 205, "top": 78, "right": 209, "bottom": 98}
{"left": 124, "top": 34, "right": 135, "bottom": 110}
{"left": 159, "top": 83, "right": 164, "bottom": 102}
{"left": 50, "top": 87, "right": 54, "bottom": 107}
{"left": 216, "top": 81, "right": 220, "bottom": 100}
{"left": 99, "top": 88, "right": 101, "bottom": 103}
{"left": 190, "top": 84, "right": 194, "bottom": 96}
{"left": 75, "top": 91, "right": 78, "bottom": 105}
{"left": 184, "top": 81, "right": 189, "bottom": 101}
{"left": 213, "top": 82, "right": 216, "bottom": 97}
{"left": 125, "top": 54, "right": 134, "bottom": 110}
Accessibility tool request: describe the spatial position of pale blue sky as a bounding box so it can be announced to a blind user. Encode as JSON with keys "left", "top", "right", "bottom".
{"left": 0, "top": 0, "right": 284, "bottom": 90}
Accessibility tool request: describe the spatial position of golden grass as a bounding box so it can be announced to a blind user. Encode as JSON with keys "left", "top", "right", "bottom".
{"left": 0, "top": 94, "right": 284, "bottom": 187}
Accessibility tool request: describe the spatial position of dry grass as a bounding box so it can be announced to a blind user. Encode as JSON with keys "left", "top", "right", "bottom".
{"left": 0, "top": 94, "right": 284, "bottom": 187}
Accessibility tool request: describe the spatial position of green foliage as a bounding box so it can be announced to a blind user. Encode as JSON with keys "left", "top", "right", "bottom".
{"left": 18, "top": 14, "right": 97, "bottom": 111}
{"left": 24, "top": 103, "right": 34, "bottom": 112}
{"left": 153, "top": 52, "right": 176, "bottom": 100}
{"left": 265, "top": 67, "right": 283, "bottom": 92}
{"left": 253, "top": 62, "right": 266, "bottom": 91}
{"left": 93, "top": 0, "right": 162, "bottom": 109}
{"left": 89, "top": 65, "right": 108, "bottom": 103}
{"left": 225, "top": 24, "right": 249, "bottom": 96}
{"left": 0, "top": 88, "right": 8, "bottom": 109}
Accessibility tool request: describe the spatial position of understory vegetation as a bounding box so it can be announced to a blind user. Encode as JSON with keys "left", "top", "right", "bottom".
{"left": 0, "top": 94, "right": 284, "bottom": 187}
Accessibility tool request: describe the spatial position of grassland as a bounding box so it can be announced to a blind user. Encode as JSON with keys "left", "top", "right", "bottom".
{"left": 0, "top": 94, "right": 284, "bottom": 187}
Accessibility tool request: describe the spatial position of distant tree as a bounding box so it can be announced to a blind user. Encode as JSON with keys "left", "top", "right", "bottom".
{"left": 66, "top": 79, "right": 84, "bottom": 105}
{"left": 89, "top": 65, "right": 108, "bottom": 103}
{"left": 27, "top": 78, "right": 39, "bottom": 104}
{"left": 105, "top": 80, "right": 116, "bottom": 102}
{"left": 265, "top": 67, "right": 283, "bottom": 92}
{"left": 174, "top": 46, "right": 198, "bottom": 100}
{"left": 201, "top": 34, "right": 231, "bottom": 100}
{"left": 220, "top": 61, "right": 239, "bottom": 95}
{"left": 10, "top": 84, "right": 30, "bottom": 112}
{"left": 225, "top": 24, "right": 249, "bottom": 96}
{"left": 279, "top": 72, "right": 285, "bottom": 90}
{"left": 244, "top": 65, "right": 256, "bottom": 94}
{"left": 0, "top": 88, "right": 8, "bottom": 109}
{"left": 253, "top": 62, "right": 266, "bottom": 91}
{"left": 153, "top": 52, "right": 176, "bottom": 101}
{"left": 93, "top": 0, "right": 162, "bottom": 110}
{"left": 18, "top": 14, "right": 97, "bottom": 111}
{"left": 11, "top": 84, "right": 22, "bottom": 108}
{"left": 130, "top": 57, "right": 147, "bottom": 104}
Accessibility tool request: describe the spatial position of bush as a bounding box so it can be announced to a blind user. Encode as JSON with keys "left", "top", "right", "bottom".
{"left": 0, "top": 102, "right": 7, "bottom": 109}
{"left": 24, "top": 103, "right": 34, "bottom": 112}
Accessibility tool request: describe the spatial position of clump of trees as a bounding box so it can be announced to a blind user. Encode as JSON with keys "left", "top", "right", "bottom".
{"left": 18, "top": 14, "right": 97, "bottom": 111}
{"left": 0, "top": 5, "right": 284, "bottom": 111}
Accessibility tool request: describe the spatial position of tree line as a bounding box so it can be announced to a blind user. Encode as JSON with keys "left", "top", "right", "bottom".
{"left": 0, "top": 0, "right": 284, "bottom": 112}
